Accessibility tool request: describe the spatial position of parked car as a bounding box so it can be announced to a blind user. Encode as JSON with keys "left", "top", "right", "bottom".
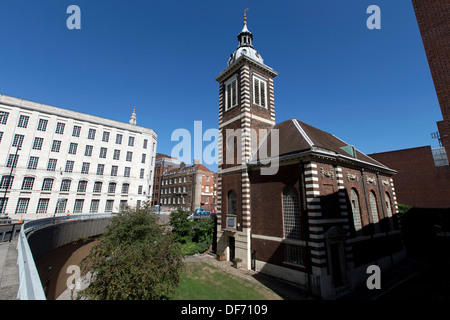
{"left": 191, "top": 208, "right": 211, "bottom": 220}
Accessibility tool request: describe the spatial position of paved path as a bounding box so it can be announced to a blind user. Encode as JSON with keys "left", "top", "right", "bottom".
{"left": 0, "top": 236, "right": 20, "bottom": 300}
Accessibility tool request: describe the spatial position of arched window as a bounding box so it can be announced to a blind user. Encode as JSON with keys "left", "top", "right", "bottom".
{"left": 369, "top": 191, "right": 379, "bottom": 224}
{"left": 228, "top": 190, "right": 236, "bottom": 215}
{"left": 385, "top": 192, "right": 393, "bottom": 217}
{"left": 282, "top": 186, "right": 301, "bottom": 240}
{"left": 350, "top": 189, "right": 362, "bottom": 231}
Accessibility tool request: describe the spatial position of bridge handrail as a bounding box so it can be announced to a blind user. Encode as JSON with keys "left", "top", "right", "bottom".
{"left": 16, "top": 213, "right": 113, "bottom": 300}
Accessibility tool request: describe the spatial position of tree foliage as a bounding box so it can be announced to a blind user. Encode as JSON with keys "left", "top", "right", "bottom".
{"left": 78, "top": 203, "right": 183, "bottom": 300}
{"left": 170, "top": 207, "right": 215, "bottom": 255}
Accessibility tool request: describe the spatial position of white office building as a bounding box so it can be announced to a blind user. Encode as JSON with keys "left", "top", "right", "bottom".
{"left": 0, "top": 94, "right": 157, "bottom": 220}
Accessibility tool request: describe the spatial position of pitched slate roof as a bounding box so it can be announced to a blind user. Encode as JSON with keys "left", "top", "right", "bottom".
{"left": 250, "top": 118, "right": 391, "bottom": 170}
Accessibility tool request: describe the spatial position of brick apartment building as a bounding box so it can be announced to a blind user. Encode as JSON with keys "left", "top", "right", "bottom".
{"left": 152, "top": 153, "right": 180, "bottom": 208}
{"left": 215, "top": 13, "right": 405, "bottom": 298}
{"left": 158, "top": 159, "right": 216, "bottom": 213}
{"left": 370, "top": 0, "right": 450, "bottom": 209}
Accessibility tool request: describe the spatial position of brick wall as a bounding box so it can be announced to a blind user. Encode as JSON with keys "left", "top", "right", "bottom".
{"left": 412, "top": 0, "right": 450, "bottom": 155}
{"left": 370, "top": 146, "right": 450, "bottom": 208}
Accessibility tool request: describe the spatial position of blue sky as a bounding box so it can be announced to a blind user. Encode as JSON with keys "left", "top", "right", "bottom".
{"left": 0, "top": 0, "right": 442, "bottom": 172}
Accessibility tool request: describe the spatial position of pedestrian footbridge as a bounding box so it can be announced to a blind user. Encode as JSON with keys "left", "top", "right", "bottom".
{"left": 0, "top": 214, "right": 112, "bottom": 300}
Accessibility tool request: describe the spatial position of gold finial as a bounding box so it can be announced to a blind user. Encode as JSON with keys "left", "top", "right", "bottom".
{"left": 244, "top": 8, "right": 249, "bottom": 22}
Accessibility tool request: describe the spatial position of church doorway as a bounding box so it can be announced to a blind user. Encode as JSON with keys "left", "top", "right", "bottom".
{"left": 229, "top": 236, "right": 235, "bottom": 261}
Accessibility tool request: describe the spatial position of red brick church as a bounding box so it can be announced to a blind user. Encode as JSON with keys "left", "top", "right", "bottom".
{"left": 215, "top": 12, "right": 406, "bottom": 298}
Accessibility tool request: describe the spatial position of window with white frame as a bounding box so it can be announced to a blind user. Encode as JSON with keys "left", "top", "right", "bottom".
{"left": 32, "top": 137, "right": 43, "bottom": 150}
{"left": 99, "top": 147, "right": 107, "bottom": 158}
{"left": 96, "top": 164, "right": 104, "bottom": 175}
{"left": 69, "top": 143, "right": 78, "bottom": 155}
{"left": 60, "top": 179, "right": 71, "bottom": 192}
{"left": 0, "top": 176, "right": 13, "bottom": 189}
{"left": 115, "top": 134, "right": 123, "bottom": 144}
{"left": 77, "top": 180, "right": 87, "bottom": 193}
{"left": 0, "top": 112, "right": 9, "bottom": 124}
{"left": 85, "top": 145, "right": 93, "bottom": 156}
{"left": 124, "top": 167, "right": 131, "bottom": 177}
{"left": 81, "top": 162, "right": 90, "bottom": 174}
{"left": 65, "top": 160, "right": 74, "bottom": 173}
{"left": 37, "top": 119, "right": 48, "bottom": 132}
{"left": 225, "top": 76, "right": 237, "bottom": 111}
{"left": 88, "top": 128, "right": 96, "bottom": 140}
{"left": 12, "top": 134, "right": 24, "bottom": 148}
{"left": 102, "top": 131, "right": 110, "bottom": 142}
{"left": 93, "top": 181, "right": 102, "bottom": 193}
{"left": 105, "top": 200, "right": 114, "bottom": 213}
{"left": 27, "top": 156, "right": 39, "bottom": 170}
{"left": 126, "top": 151, "right": 133, "bottom": 162}
{"left": 15, "top": 198, "right": 30, "bottom": 214}
{"left": 108, "top": 182, "right": 116, "bottom": 193}
{"left": 36, "top": 198, "right": 49, "bottom": 214}
{"left": 47, "top": 158, "right": 57, "bottom": 171}
{"left": 111, "top": 165, "right": 118, "bottom": 176}
{"left": 253, "top": 75, "right": 267, "bottom": 108}
{"left": 21, "top": 177, "right": 35, "bottom": 190}
{"left": 51, "top": 140, "right": 61, "bottom": 152}
{"left": 6, "top": 154, "right": 19, "bottom": 168}
{"left": 128, "top": 136, "right": 135, "bottom": 147}
{"left": 113, "top": 149, "right": 120, "bottom": 160}
{"left": 72, "top": 125, "right": 81, "bottom": 137}
{"left": 73, "top": 199, "right": 84, "bottom": 213}
{"left": 121, "top": 183, "right": 129, "bottom": 194}
{"left": 55, "top": 199, "right": 67, "bottom": 214}
{"left": 41, "top": 178, "right": 54, "bottom": 191}
{"left": 89, "top": 199, "right": 100, "bottom": 213}
{"left": 55, "top": 122, "right": 65, "bottom": 134}
{"left": 17, "top": 115, "right": 29, "bottom": 128}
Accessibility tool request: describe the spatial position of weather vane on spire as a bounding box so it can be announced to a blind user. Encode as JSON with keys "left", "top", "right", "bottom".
{"left": 244, "top": 8, "right": 249, "bottom": 22}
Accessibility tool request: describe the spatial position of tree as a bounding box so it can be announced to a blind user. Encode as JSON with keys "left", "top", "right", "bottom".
{"left": 169, "top": 207, "right": 215, "bottom": 255}
{"left": 78, "top": 203, "right": 183, "bottom": 300}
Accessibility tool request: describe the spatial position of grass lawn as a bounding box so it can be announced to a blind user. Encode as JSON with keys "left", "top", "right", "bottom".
{"left": 175, "top": 261, "right": 280, "bottom": 300}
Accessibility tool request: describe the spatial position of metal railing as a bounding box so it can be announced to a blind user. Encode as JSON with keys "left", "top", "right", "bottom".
{"left": 16, "top": 213, "right": 113, "bottom": 300}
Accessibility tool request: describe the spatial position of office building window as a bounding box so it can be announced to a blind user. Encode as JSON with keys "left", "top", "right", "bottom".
{"left": 51, "top": 140, "right": 61, "bottom": 152}
{"left": 102, "top": 131, "right": 110, "bottom": 142}
{"left": 41, "top": 178, "right": 54, "bottom": 191}
{"left": 81, "top": 162, "right": 90, "bottom": 174}
{"left": 108, "top": 182, "right": 116, "bottom": 193}
{"left": 99, "top": 147, "right": 107, "bottom": 158}
{"left": 113, "top": 149, "right": 120, "bottom": 160}
{"left": 126, "top": 151, "right": 133, "bottom": 162}
{"left": 27, "top": 156, "right": 39, "bottom": 170}
{"left": 88, "top": 128, "right": 96, "bottom": 140}
{"left": 73, "top": 199, "right": 84, "bottom": 213}
{"left": 15, "top": 198, "right": 30, "bottom": 214}
{"left": 121, "top": 183, "right": 129, "bottom": 194}
{"left": 85, "top": 145, "right": 93, "bottom": 156}
{"left": 68, "top": 143, "right": 78, "bottom": 155}
{"left": 6, "top": 154, "right": 19, "bottom": 168}
{"left": 47, "top": 158, "right": 57, "bottom": 171}
{"left": 93, "top": 181, "right": 102, "bottom": 193}
{"left": 32, "top": 137, "right": 43, "bottom": 150}
{"left": 105, "top": 200, "right": 114, "bottom": 213}
{"left": 36, "top": 199, "right": 49, "bottom": 214}
{"left": 90, "top": 199, "right": 100, "bottom": 213}
{"left": 124, "top": 167, "right": 131, "bottom": 177}
{"left": 12, "top": 134, "right": 24, "bottom": 148}
{"left": 115, "top": 134, "right": 122, "bottom": 144}
{"left": 72, "top": 125, "right": 81, "bottom": 137}
{"left": 55, "top": 122, "right": 65, "bottom": 134}
{"left": 0, "top": 176, "right": 14, "bottom": 189}
{"left": 60, "top": 179, "right": 71, "bottom": 192}
{"left": 96, "top": 164, "right": 104, "bottom": 175}
{"left": 111, "top": 165, "right": 118, "bottom": 176}
{"left": 128, "top": 136, "right": 135, "bottom": 146}
{"left": 77, "top": 180, "right": 87, "bottom": 193}
{"left": 37, "top": 119, "right": 48, "bottom": 132}
{"left": 17, "top": 115, "right": 29, "bottom": 128}
{"left": 21, "top": 177, "right": 35, "bottom": 190}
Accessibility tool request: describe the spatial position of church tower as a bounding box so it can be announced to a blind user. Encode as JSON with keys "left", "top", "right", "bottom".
{"left": 215, "top": 11, "right": 278, "bottom": 269}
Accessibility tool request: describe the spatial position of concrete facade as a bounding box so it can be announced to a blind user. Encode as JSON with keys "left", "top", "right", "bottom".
{"left": 0, "top": 94, "right": 157, "bottom": 220}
